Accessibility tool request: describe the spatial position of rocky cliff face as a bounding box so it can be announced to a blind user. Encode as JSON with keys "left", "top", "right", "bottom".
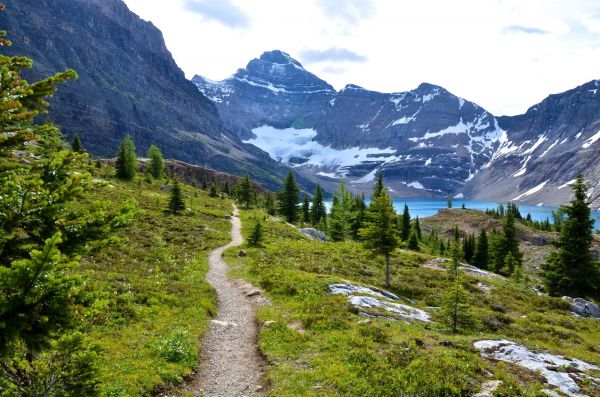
{"left": 463, "top": 80, "right": 600, "bottom": 208}
{"left": 2, "top": 0, "right": 296, "bottom": 191}
{"left": 194, "top": 51, "right": 503, "bottom": 197}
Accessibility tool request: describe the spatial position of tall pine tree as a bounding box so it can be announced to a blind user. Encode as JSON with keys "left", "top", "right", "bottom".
{"left": 310, "top": 184, "right": 327, "bottom": 228}
{"left": 168, "top": 182, "right": 186, "bottom": 214}
{"left": 542, "top": 174, "right": 599, "bottom": 298}
{"left": 360, "top": 187, "right": 399, "bottom": 287}
{"left": 473, "top": 229, "right": 489, "bottom": 269}
{"left": 146, "top": 144, "right": 164, "bottom": 178}
{"left": 328, "top": 181, "right": 355, "bottom": 242}
{"left": 115, "top": 135, "right": 137, "bottom": 180}
{"left": 278, "top": 171, "right": 300, "bottom": 224}
{"left": 400, "top": 204, "right": 411, "bottom": 242}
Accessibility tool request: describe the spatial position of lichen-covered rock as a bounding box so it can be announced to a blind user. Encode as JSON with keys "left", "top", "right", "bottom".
{"left": 329, "top": 283, "right": 430, "bottom": 322}
{"left": 329, "top": 283, "right": 400, "bottom": 300}
{"left": 299, "top": 228, "right": 329, "bottom": 242}
{"left": 474, "top": 339, "right": 599, "bottom": 397}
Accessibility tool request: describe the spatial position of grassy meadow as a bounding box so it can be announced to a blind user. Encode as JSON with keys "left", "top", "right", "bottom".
{"left": 225, "top": 209, "right": 600, "bottom": 397}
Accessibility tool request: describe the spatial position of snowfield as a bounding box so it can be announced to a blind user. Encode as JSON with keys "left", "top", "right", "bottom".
{"left": 245, "top": 126, "right": 396, "bottom": 173}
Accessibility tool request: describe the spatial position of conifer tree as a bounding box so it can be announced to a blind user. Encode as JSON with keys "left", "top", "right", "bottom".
{"left": 115, "top": 135, "right": 137, "bottom": 180}
{"left": 473, "top": 229, "right": 489, "bottom": 269}
{"left": 235, "top": 175, "right": 254, "bottom": 208}
{"left": 441, "top": 275, "right": 473, "bottom": 334}
{"left": 248, "top": 220, "right": 263, "bottom": 247}
{"left": 328, "top": 181, "right": 355, "bottom": 241}
{"left": 0, "top": 23, "right": 135, "bottom": 393}
{"left": 350, "top": 193, "right": 366, "bottom": 240}
{"left": 447, "top": 196, "right": 453, "bottom": 208}
{"left": 202, "top": 176, "right": 208, "bottom": 190}
{"left": 278, "top": 171, "right": 300, "bottom": 224}
{"left": 370, "top": 173, "right": 384, "bottom": 202}
{"left": 71, "top": 134, "right": 84, "bottom": 153}
{"left": 414, "top": 216, "right": 422, "bottom": 240}
{"left": 359, "top": 187, "right": 399, "bottom": 287}
{"left": 265, "top": 192, "right": 276, "bottom": 216}
{"left": 542, "top": 174, "right": 599, "bottom": 298}
{"left": 168, "top": 182, "right": 186, "bottom": 214}
{"left": 222, "top": 180, "right": 230, "bottom": 195}
{"left": 310, "top": 184, "right": 327, "bottom": 228}
{"left": 209, "top": 180, "right": 218, "bottom": 198}
{"left": 400, "top": 204, "right": 411, "bottom": 241}
{"left": 146, "top": 144, "right": 164, "bottom": 178}
{"left": 302, "top": 194, "right": 310, "bottom": 224}
{"left": 493, "top": 207, "right": 522, "bottom": 275}
{"left": 441, "top": 241, "right": 473, "bottom": 333}
{"left": 407, "top": 230, "right": 420, "bottom": 251}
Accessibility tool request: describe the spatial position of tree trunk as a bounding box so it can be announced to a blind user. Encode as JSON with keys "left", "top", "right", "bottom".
{"left": 385, "top": 253, "right": 391, "bottom": 287}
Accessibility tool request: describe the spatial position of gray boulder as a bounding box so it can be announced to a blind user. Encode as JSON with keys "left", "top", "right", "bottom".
{"left": 563, "top": 296, "right": 600, "bottom": 318}
{"left": 300, "top": 228, "right": 328, "bottom": 242}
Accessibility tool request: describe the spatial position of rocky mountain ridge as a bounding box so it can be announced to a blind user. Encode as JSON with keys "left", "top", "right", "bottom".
{"left": 194, "top": 51, "right": 600, "bottom": 208}
{"left": 2, "top": 0, "right": 301, "bottom": 191}
{"left": 193, "top": 51, "right": 503, "bottom": 199}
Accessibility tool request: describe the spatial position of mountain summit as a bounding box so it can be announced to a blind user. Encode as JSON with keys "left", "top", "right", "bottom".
{"left": 194, "top": 51, "right": 502, "bottom": 198}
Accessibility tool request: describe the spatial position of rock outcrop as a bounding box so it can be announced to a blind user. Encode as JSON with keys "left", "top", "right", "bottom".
{"left": 562, "top": 296, "right": 600, "bottom": 319}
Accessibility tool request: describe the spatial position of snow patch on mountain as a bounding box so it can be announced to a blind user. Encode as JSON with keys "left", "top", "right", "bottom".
{"left": 245, "top": 125, "right": 396, "bottom": 173}
{"left": 582, "top": 130, "right": 600, "bottom": 149}
{"left": 513, "top": 180, "right": 548, "bottom": 201}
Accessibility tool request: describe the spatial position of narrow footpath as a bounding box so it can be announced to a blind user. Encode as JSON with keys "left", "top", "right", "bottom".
{"left": 193, "top": 205, "right": 266, "bottom": 397}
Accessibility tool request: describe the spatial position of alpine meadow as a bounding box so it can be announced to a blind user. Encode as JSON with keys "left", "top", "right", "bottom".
{"left": 1, "top": 1, "right": 600, "bottom": 396}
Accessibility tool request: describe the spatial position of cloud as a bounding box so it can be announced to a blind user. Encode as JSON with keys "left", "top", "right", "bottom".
{"left": 502, "top": 25, "right": 549, "bottom": 35}
{"left": 300, "top": 47, "right": 367, "bottom": 64}
{"left": 575, "top": 12, "right": 600, "bottom": 34}
{"left": 183, "top": 0, "right": 249, "bottom": 29}
{"left": 314, "top": 0, "right": 375, "bottom": 24}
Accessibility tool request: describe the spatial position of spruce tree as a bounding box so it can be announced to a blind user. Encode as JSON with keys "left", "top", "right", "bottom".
{"left": 400, "top": 204, "right": 411, "bottom": 241}
{"left": 0, "top": 26, "right": 135, "bottom": 394}
{"left": 442, "top": 241, "right": 473, "bottom": 333}
{"left": 202, "top": 176, "right": 208, "bottom": 190}
{"left": 370, "top": 173, "right": 384, "bottom": 202}
{"left": 209, "top": 180, "right": 218, "bottom": 198}
{"left": 447, "top": 196, "right": 453, "bottom": 208}
{"left": 71, "top": 134, "right": 84, "bottom": 153}
{"left": 542, "top": 174, "right": 599, "bottom": 298}
{"left": 473, "top": 229, "right": 489, "bottom": 269}
{"left": 115, "top": 135, "right": 137, "bottom": 180}
{"left": 265, "top": 192, "right": 276, "bottom": 216}
{"left": 146, "top": 144, "right": 164, "bottom": 178}
{"left": 302, "top": 195, "right": 310, "bottom": 224}
{"left": 236, "top": 175, "right": 254, "bottom": 208}
{"left": 248, "top": 221, "right": 263, "bottom": 247}
{"left": 407, "top": 230, "right": 420, "bottom": 251}
{"left": 168, "top": 182, "right": 186, "bottom": 214}
{"left": 359, "top": 188, "right": 399, "bottom": 287}
{"left": 328, "top": 181, "right": 355, "bottom": 241}
{"left": 414, "top": 216, "right": 422, "bottom": 240}
{"left": 278, "top": 171, "right": 300, "bottom": 224}
{"left": 222, "top": 180, "right": 230, "bottom": 195}
{"left": 441, "top": 275, "right": 474, "bottom": 334}
{"left": 310, "top": 184, "right": 327, "bottom": 228}
{"left": 350, "top": 193, "right": 366, "bottom": 240}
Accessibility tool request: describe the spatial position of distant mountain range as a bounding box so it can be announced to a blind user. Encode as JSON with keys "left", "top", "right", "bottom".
{"left": 5, "top": 0, "right": 599, "bottom": 207}
{"left": 194, "top": 51, "right": 600, "bottom": 208}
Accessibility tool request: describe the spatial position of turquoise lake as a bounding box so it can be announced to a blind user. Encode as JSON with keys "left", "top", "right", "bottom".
{"left": 327, "top": 198, "right": 600, "bottom": 231}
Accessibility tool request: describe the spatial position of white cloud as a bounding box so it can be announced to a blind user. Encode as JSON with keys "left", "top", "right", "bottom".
{"left": 122, "top": 0, "right": 600, "bottom": 116}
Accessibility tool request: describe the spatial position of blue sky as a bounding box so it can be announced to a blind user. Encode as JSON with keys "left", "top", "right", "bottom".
{"left": 123, "top": 0, "right": 600, "bottom": 116}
